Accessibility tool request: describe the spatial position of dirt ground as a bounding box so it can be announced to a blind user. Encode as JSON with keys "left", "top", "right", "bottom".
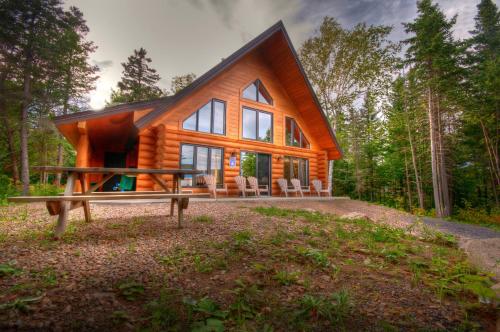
{"left": 0, "top": 199, "right": 498, "bottom": 331}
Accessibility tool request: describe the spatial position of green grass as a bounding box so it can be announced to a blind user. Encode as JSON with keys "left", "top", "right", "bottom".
{"left": 192, "top": 215, "right": 215, "bottom": 223}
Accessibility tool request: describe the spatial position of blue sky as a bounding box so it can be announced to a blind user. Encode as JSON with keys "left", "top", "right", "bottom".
{"left": 64, "top": 0, "right": 487, "bottom": 109}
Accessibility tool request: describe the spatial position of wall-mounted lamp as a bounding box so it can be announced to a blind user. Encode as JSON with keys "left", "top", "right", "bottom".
{"left": 230, "top": 151, "right": 237, "bottom": 158}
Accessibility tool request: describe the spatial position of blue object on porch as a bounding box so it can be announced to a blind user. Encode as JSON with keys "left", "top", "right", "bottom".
{"left": 119, "top": 175, "right": 134, "bottom": 191}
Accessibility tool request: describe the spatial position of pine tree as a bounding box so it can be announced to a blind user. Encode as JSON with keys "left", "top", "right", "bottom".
{"left": 0, "top": 0, "right": 67, "bottom": 194}
{"left": 110, "top": 47, "right": 162, "bottom": 104}
{"left": 52, "top": 6, "right": 99, "bottom": 185}
{"left": 466, "top": 0, "right": 500, "bottom": 205}
{"left": 403, "top": 0, "right": 463, "bottom": 217}
{"left": 170, "top": 73, "right": 196, "bottom": 95}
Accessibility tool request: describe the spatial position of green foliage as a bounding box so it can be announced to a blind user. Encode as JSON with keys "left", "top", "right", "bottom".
{"left": 109, "top": 47, "right": 163, "bottom": 104}
{"left": 273, "top": 270, "right": 300, "bottom": 286}
{"left": 0, "top": 175, "right": 18, "bottom": 205}
{"left": 296, "top": 247, "right": 329, "bottom": 267}
{"left": 232, "top": 230, "right": 253, "bottom": 247}
{"left": 297, "top": 290, "right": 352, "bottom": 326}
{"left": 118, "top": 281, "right": 145, "bottom": 301}
{"left": 192, "top": 215, "right": 215, "bottom": 223}
{"left": 0, "top": 262, "right": 22, "bottom": 277}
{"left": 31, "top": 183, "right": 62, "bottom": 196}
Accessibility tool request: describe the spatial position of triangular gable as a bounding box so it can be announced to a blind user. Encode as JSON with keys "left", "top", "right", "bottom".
{"left": 135, "top": 21, "right": 342, "bottom": 159}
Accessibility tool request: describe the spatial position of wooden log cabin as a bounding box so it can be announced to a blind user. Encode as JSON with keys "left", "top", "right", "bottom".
{"left": 53, "top": 21, "right": 342, "bottom": 196}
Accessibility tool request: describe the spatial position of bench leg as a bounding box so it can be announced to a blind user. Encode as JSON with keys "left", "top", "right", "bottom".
{"left": 55, "top": 173, "right": 76, "bottom": 238}
{"left": 79, "top": 174, "right": 92, "bottom": 223}
{"left": 177, "top": 198, "right": 189, "bottom": 228}
{"left": 170, "top": 198, "right": 176, "bottom": 216}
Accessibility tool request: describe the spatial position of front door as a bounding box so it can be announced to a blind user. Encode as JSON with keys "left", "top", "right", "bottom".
{"left": 103, "top": 152, "right": 126, "bottom": 191}
{"left": 240, "top": 152, "right": 271, "bottom": 195}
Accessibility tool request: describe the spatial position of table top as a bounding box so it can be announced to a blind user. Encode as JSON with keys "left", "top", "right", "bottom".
{"left": 33, "top": 166, "right": 204, "bottom": 175}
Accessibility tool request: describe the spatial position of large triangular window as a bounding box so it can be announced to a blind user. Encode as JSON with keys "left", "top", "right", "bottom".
{"left": 242, "top": 79, "right": 272, "bottom": 105}
{"left": 285, "top": 117, "right": 310, "bottom": 149}
{"left": 182, "top": 99, "right": 226, "bottom": 135}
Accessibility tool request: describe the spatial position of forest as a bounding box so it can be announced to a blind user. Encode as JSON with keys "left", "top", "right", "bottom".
{"left": 0, "top": 0, "right": 498, "bottom": 226}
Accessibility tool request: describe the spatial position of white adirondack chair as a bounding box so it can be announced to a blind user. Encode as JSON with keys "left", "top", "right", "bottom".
{"left": 248, "top": 176, "right": 269, "bottom": 197}
{"left": 235, "top": 176, "right": 257, "bottom": 197}
{"left": 291, "top": 178, "right": 310, "bottom": 197}
{"left": 312, "top": 179, "right": 331, "bottom": 197}
{"left": 203, "top": 174, "right": 228, "bottom": 199}
{"left": 277, "top": 178, "right": 299, "bottom": 197}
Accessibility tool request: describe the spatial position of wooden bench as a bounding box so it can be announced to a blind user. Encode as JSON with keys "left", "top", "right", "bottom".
{"left": 8, "top": 166, "right": 208, "bottom": 238}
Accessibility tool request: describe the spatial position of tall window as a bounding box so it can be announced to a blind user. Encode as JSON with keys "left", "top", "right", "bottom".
{"left": 283, "top": 156, "right": 309, "bottom": 186}
{"left": 180, "top": 144, "right": 223, "bottom": 187}
{"left": 285, "top": 117, "right": 310, "bottom": 149}
{"left": 242, "top": 107, "right": 273, "bottom": 142}
{"left": 182, "top": 99, "right": 226, "bottom": 135}
{"left": 242, "top": 79, "right": 272, "bottom": 105}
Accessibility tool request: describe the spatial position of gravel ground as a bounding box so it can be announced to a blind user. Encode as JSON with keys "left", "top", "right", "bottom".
{"left": 0, "top": 198, "right": 499, "bottom": 330}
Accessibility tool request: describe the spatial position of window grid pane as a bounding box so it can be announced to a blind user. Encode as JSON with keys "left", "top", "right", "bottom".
{"left": 242, "top": 108, "right": 257, "bottom": 139}
{"left": 213, "top": 101, "right": 225, "bottom": 134}
{"left": 258, "top": 112, "right": 272, "bottom": 142}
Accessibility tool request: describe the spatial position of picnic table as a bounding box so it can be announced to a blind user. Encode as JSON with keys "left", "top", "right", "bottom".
{"left": 8, "top": 166, "right": 210, "bottom": 237}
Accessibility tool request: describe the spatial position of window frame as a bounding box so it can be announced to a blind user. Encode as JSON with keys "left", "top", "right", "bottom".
{"left": 241, "top": 106, "right": 273, "bottom": 143}
{"left": 283, "top": 156, "right": 309, "bottom": 186}
{"left": 179, "top": 143, "right": 224, "bottom": 188}
{"left": 285, "top": 117, "right": 310, "bottom": 149}
{"left": 242, "top": 79, "right": 273, "bottom": 105}
{"left": 182, "top": 99, "right": 226, "bottom": 135}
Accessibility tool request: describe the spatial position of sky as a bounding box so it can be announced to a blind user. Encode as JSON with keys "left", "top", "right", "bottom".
{"left": 64, "top": 0, "right": 489, "bottom": 110}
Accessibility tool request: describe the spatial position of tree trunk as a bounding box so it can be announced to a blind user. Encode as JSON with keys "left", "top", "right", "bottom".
{"left": 428, "top": 86, "right": 444, "bottom": 217}
{"left": 435, "top": 93, "right": 451, "bottom": 216}
{"left": 404, "top": 152, "right": 413, "bottom": 211}
{"left": 20, "top": 67, "right": 32, "bottom": 195}
{"left": 404, "top": 104, "right": 424, "bottom": 209}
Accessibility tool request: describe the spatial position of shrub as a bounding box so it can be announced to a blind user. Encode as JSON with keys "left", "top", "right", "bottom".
{"left": 31, "top": 183, "right": 62, "bottom": 196}
{"left": 0, "top": 175, "right": 19, "bottom": 204}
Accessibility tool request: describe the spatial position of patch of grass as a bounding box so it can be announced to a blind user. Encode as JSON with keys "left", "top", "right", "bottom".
{"left": 296, "top": 290, "right": 352, "bottom": 327}
{"left": 232, "top": 230, "right": 253, "bottom": 247}
{"left": 193, "top": 255, "right": 213, "bottom": 273}
{"left": 273, "top": 270, "right": 300, "bottom": 286}
{"left": 192, "top": 215, "right": 215, "bottom": 223}
{"left": 0, "top": 262, "right": 22, "bottom": 277}
{"left": 156, "top": 247, "right": 188, "bottom": 267}
{"left": 296, "top": 246, "right": 329, "bottom": 267}
{"left": 118, "top": 281, "right": 145, "bottom": 301}
{"left": 32, "top": 267, "right": 58, "bottom": 287}
{"left": 145, "top": 289, "right": 182, "bottom": 330}
{"left": 253, "top": 206, "right": 329, "bottom": 224}
{"left": 229, "top": 279, "right": 262, "bottom": 325}
{"left": 0, "top": 293, "right": 44, "bottom": 313}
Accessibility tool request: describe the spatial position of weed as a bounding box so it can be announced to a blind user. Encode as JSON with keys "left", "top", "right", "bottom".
{"left": 229, "top": 279, "right": 262, "bottom": 325}
{"left": 269, "top": 229, "right": 295, "bottom": 245}
{"left": 297, "top": 290, "right": 352, "bottom": 326}
{"left": 111, "top": 310, "right": 130, "bottom": 324}
{"left": 32, "top": 267, "right": 57, "bottom": 287}
{"left": 0, "top": 262, "right": 22, "bottom": 277}
{"left": 146, "top": 290, "right": 181, "bottom": 330}
{"left": 273, "top": 270, "right": 300, "bottom": 286}
{"left": 381, "top": 248, "right": 407, "bottom": 263}
{"left": 192, "top": 215, "right": 215, "bottom": 223}
{"left": 156, "top": 247, "right": 188, "bottom": 266}
{"left": 118, "top": 281, "right": 145, "bottom": 301}
{"left": 296, "top": 246, "right": 329, "bottom": 267}
{"left": 0, "top": 293, "right": 44, "bottom": 313}
{"left": 232, "top": 230, "right": 253, "bottom": 247}
{"left": 253, "top": 207, "right": 329, "bottom": 224}
{"left": 193, "top": 255, "right": 213, "bottom": 273}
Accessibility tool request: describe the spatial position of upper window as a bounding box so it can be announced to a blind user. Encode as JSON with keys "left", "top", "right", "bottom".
{"left": 285, "top": 117, "right": 310, "bottom": 149}
{"left": 242, "top": 80, "right": 273, "bottom": 105}
{"left": 182, "top": 99, "right": 226, "bottom": 135}
{"left": 242, "top": 107, "right": 273, "bottom": 142}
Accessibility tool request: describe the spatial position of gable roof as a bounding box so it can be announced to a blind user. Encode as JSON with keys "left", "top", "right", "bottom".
{"left": 53, "top": 21, "right": 342, "bottom": 158}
